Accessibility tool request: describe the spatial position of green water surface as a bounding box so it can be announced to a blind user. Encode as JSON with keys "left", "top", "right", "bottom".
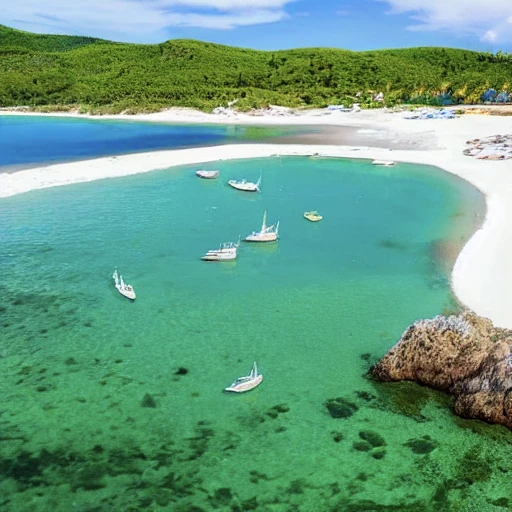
{"left": 2, "top": 157, "right": 510, "bottom": 512}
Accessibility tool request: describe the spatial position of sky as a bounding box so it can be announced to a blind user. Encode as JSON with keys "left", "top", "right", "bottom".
{"left": 1, "top": 0, "right": 512, "bottom": 52}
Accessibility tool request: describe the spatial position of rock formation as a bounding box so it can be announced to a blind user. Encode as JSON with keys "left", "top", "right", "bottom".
{"left": 464, "top": 134, "right": 512, "bottom": 160}
{"left": 372, "top": 310, "right": 512, "bottom": 428}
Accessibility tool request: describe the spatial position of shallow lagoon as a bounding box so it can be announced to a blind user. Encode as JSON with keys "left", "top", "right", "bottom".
{"left": 2, "top": 156, "right": 510, "bottom": 512}
{"left": 0, "top": 115, "right": 314, "bottom": 168}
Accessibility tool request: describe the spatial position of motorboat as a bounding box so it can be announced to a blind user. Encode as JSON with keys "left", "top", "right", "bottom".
{"left": 225, "top": 362, "right": 263, "bottom": 393}
{"left": 201, "top": 240, "right": 239, "bottom": 261}
{"left": 304, "top": 211, "right": 323, "bottom": 222}
{"left": 372, "top": 160, "right": 395, "bottom": 167}
{"left": 112, "top": 268, "right": 136, "bottom": 300}
{"left": 228, "top": 174, "right": 261, "bottom": 192}
{"left": 245, "top": 211, "right": 279, "bottom": 242}
{"left": 196, "top": 169, "right": 220, "bottom": 179}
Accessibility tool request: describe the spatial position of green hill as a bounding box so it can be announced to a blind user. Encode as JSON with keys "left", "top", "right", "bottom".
{"left": 0, "top": 25, "right": 510, "bottom": 113}
{"left": 0, "top": 24, "right": 110, "bottom": 52}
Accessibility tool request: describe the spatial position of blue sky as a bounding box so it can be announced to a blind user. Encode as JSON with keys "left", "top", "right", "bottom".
{"left": 1, "top": 0, "right": 511, "bottom": 51}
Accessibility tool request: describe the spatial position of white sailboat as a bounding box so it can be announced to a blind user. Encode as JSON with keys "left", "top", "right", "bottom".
{"left": 225, "top": 362, "right": 263, "bottom": 393}
{"left": 112, "top": 268, "right": 136, "bottom": 300}
{"left": 245, "top": 211, "right": 279, "bottom": 242}
{"left": 228, "top": 174, "right": 261, "bottom": 192}
{"left": 201, "top": 239, "right": 240, "bottom": 261}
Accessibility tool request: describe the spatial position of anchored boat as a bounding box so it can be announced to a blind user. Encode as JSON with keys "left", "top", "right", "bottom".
{"left": 245, "top": 211, "right": 279, "bottom": 242}
{"left": 372, "top": 160, "right": 395, "bottom": 167}
{"left": 112, "top": 268, "right": 136, "bottom": 300}
{"left": 228, "top": 174, "right": 261, "bottom": 192}
{"left": 225, "top": 362, "right": 263, "bottom": 393}
{"left": 201, "top": 240, "right": 239, "bottom": 261}
{"left": 304, "top": 211, "right": 323, "bottom": 222}
{"left": 196, "top": 169, "right": 220, "bottom": 179}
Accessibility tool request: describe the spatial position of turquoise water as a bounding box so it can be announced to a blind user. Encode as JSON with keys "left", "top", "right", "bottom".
{"left": 2, "top": 156, "right": 510, "bottom": 512}
{"left": 0, "top": 115, "right": 312, "bottom": 168}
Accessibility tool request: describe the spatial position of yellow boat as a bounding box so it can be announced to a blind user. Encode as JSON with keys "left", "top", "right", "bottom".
{"left": 304, "top": 211, "right": 323, "bottom": 222}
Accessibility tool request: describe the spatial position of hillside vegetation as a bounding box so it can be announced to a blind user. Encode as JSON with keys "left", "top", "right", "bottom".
{"left": 0, "top": 24, "right": 511, "bottom": 113}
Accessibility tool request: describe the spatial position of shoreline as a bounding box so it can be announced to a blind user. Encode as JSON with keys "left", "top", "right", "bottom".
{"left": 1, "top": 109, "right": 511, "bottom": 329}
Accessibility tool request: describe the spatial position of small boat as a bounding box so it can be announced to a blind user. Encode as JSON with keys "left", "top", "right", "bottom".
{"left": 304, "top": 211, "right": 323, "bottom": 222}
{"left": 228, "top": 174, "right": 261, "bottom": 192}
{"left": 372, "top": 160, "right": 395, "bottom": 167}
{"left": 225, "top": 362, "right": 263, "bottom": 393}
{"left": 201, "top": 240, "right": 239, "bottom": 261}
{"left": 245, "top": 211, "right": 279, "bottom": 242}
{"left": 112, "top": 268, "right": 136, "bottom": 300}
{"left": 196, "top": 169, "right": 219, "bottom": 179}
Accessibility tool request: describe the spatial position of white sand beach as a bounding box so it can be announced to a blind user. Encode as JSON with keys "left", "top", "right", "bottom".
{"left": 1, "top": 107, "right": 511, "bottom": 328}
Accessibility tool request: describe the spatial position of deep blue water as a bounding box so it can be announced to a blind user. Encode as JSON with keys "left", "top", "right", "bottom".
{"left": 0, "top": 115, "right": 304, "bottom": 168}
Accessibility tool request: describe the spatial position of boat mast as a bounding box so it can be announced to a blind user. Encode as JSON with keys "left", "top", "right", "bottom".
{"left": 262, "top": 211, "right": 267, "bottom": 231}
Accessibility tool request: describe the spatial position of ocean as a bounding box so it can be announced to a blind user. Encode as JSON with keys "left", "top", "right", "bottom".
{"left": 2, "top": 127, "right": 510, "bottom": 512}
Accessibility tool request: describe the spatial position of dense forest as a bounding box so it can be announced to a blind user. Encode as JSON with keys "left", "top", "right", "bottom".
{"left": 0, "top": 24, "right": 511, "bottom": 113}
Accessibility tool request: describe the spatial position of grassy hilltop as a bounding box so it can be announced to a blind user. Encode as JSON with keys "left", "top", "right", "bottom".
{"left": 0, "top": 24, "right": 511, "bottom": 113}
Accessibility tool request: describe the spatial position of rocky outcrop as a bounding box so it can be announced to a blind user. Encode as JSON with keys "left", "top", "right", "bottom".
{"left": 372, "top": 311, "right": 512, "bottom": 428}
{"left": 464, "top": 134, "right": 512, "bottom": 160}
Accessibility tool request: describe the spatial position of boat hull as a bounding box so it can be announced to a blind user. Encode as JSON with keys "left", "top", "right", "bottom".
{"left": 196, "top": 170, "right": 219, "bottom": 179}
{"left": 228, "top": 181, "right": 259, "bottom": 192}
{"left": 116, "top": 286, "right": 136, "bottom": 300}
{"left": 201, "top": 252, "right": 237, "bottom": 261}
{"left": 201, "top": 256, "right": 237, "bottom": 261}
{"left": 225, "top": 375, "right": 263, "bottom": 393}
{"left": 372, "top": 160, "right": 395, "bottom": 167}
{"left": 245, "top": 234, "right": 278, "bottom": 242}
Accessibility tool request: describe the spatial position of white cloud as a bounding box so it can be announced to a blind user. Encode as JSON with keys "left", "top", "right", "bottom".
{"left": 163, "top": 0, "right": 292, "bottom": 8}
{"left": 376, "top": 0, "right": 512, "bottom": 44}
{"left": 483, "top": 30, "right": 497, "bottom": 43}
{"left": 0, "top": 0, "right": 295, "bottom": 41}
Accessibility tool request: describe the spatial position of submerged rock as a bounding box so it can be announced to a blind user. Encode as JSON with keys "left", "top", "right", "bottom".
{"left": 359, "top": 430, "right": 386, "bottom": 448}
{"left": 141, "top": 393, "right": 157, "bottom": 408}
{"left": 404, "top": 435, "right": 439, "bottom": 454}
{"left": 372, "top": 311, "right": 512, "bottom": 429}
{"left": 325, "top": 397, "right": 359, "bottom": 419}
